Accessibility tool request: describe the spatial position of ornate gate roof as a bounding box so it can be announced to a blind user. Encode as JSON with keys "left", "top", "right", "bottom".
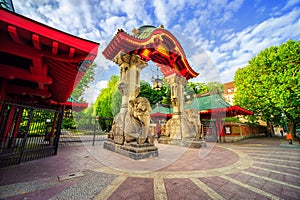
{"left": 103, "top": 25, "right": 199, "bottom": 80}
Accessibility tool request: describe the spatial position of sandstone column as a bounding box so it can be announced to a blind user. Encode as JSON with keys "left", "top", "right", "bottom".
{"left": 113, "top": 53, "right": 147, "bottom": 113}
{"left": 165, "top": 74, "right": 187, "bottom": 139}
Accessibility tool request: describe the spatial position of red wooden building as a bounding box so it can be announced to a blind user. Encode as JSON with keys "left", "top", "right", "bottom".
{"left": 150, "top": 91, "right": 254, "bottom": 141}
{"left": 0, "top": 8, "right": 99, "bottom": 167}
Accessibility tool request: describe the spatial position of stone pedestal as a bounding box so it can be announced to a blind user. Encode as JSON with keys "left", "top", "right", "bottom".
{"left": 103, "top": 140, "right": 158, "bottom": 160}
{"left": 158, "top": 136, "right": 207, "bottom": 148}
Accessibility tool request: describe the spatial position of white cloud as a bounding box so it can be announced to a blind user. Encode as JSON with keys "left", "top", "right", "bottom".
{"left": 189, "top": 51, "right": 222, "bottom": 83}
{"left": 283, "top": 0, "right": 300, "bottom": 10}
{"left": 11, "top": 0, "right": 300, "bottom": 101}
{"left": 203, "top": 7, "right": 300, "bottom": 83}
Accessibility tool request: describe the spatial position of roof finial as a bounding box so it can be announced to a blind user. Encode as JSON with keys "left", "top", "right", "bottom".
{"left": 159, "top": 25, "right": 164, "bottom": 29}
{"left": 132, "top": 28, "right": 139, "bottom": 36}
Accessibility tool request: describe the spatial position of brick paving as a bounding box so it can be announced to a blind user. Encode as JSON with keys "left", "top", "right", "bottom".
{"left": 0, "top": 136, "right": 299, "bottom": 200}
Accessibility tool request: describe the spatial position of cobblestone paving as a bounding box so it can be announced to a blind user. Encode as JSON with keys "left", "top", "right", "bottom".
{"left": 0, "top": 137, "right": 299, "bottom": 200}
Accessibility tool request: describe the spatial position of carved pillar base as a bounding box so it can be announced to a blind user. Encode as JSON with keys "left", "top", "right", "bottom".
{"left": 103, "top": 140, "right": 158, "bottom": 160}
{"left": 165, "top": 117, "right": 181, "bottom": 139}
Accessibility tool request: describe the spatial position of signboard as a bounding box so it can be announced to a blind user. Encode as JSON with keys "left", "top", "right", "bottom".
{"left": 0, "top": 0, "right": 15, "bottom": 12}
{"left": 225, "top": 126, "right": 231, "bottom": 134}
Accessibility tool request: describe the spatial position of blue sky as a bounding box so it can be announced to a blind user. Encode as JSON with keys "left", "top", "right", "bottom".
{"left": 13, "top": 0, "right": 300, "bottom": 103}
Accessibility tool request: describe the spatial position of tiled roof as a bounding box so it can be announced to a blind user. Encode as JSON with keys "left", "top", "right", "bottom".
{"left": 184, "top": 93, "right": 231, "bottom": 110}
{"left": 134, "top": 25, "right": 157, "bottom": 39}
{"left": 151, "top": 103, "right": 173, "bottom": 114}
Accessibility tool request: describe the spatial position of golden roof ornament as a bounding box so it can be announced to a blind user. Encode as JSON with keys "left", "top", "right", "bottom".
{"left": 132, "top": 28, "right": 139, "bottom": 36}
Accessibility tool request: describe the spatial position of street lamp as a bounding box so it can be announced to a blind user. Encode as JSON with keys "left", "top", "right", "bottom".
{"left": 151, "top": 66, "right": 163, "bottom": 91}
{"left": 281, "top": 111, "right": 288, "bottom": 132}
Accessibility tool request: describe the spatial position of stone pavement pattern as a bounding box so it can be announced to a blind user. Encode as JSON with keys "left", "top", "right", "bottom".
{"left": 0, "top": 137, "right": 299, "bottom": 200}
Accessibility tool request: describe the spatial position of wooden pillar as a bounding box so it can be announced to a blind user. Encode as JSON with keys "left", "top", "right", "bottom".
{"left": 2, "top": 106, "right": 16, "bottom": 141}
{"left": 215, "top": 115, "right": 225, "bottom": 142}
{"left": 12, "top": 107, "right": 24, "bottom": 138}
{"left": 50, "top": 112, "right": 58, "bottom": 137}
{"left": 0, "top": 80, "right": 7, "bottom": 115}
{"left": 49, "top": 112, "right": 58, "bottom": 145}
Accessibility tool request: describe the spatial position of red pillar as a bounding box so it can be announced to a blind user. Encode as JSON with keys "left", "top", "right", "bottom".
{"left": 2, "top": 106, "right": 16, "bottom": 141}
{"left": 12, "top": 108, "right": 24, "bottom": 138}
{"left": 50, "top": 112, "right": 58, "bottom": 138}
{"left": 0, "top": 80, "right": 7, "bottom": 114}
{"left": 215, "top": 115, "right": 225, "bottom": 142}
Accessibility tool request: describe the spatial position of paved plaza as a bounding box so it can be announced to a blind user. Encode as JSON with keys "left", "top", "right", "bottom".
{"left": 0, "top": 136, "right": 299, "bottom": 200}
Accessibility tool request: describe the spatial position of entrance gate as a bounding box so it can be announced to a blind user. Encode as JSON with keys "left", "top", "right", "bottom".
{"left": 58, "top": 115, "right": 110, "bottom": 147}
{"left": 0, "top": 102, "right": 63, "bottom": 167}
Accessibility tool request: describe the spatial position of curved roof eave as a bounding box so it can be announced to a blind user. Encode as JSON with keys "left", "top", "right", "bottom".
{"left": 102, "top": 27, "right": 199, "bottom": 80}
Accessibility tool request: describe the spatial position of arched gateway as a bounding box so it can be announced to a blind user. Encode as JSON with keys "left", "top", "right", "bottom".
{"left": 102, "top": 25, "right": 202, "bottom": 159}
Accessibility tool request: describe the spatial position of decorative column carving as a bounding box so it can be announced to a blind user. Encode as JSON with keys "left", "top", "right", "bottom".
{"left": 166, "top": 74, "right": 187, "bottom": 116}
{"left": 113, "top": 53, "right": 147, "bottom": 113}
{"left": 113, "top": 53, "right": 130, "bottom": 113}
{"left": 165, "top": 74, "right": 187, "bottom": 139}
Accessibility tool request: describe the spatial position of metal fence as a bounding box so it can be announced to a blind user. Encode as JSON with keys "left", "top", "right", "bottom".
{"left": 59, "top": 115, "right": 112, "bottom": 146}
{"left": 0, "top": 100, "right": 116, "bottom": 167}
{"left": 0, "top": 102, "right": 63, "bottom": 168}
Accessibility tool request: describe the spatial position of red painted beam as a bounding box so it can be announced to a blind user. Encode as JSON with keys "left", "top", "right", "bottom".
{"left": 8, "top": 25, "right": 23, "bottom": 44}
{"left": 69, "top": 47, "right": 75, "bottom": 58}
{"left": 6, "top": 85, "right": 51, "bottom": 97}
{"left": 0, "top": 35, "right": 89, "bottom": 63}
{"left": 0, "top": 64, "right": 52, "bottom": 84}
{"left": 32, "top": 34, "right": 41, "bottom": 50}
{"left": 52, "top": 41, "right": 58, "bottom": 55}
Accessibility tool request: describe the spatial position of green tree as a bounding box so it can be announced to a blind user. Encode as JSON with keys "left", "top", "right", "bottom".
{"left": 95, "top": 76, "right": 120, "bottom": 131}
{"left": 111, "top": 85, "right": 122, "bottom": 116}
{"left": 160, "top": 80, "right": 171, "bottom": 105}
{"left": 73, "top": 104, "right": 97, "bottom": 132}
{"left": 184, "top": 82, "right": 209, "bottom": 102}
{"left": 234, "top": 40, "right": 300, "bottom": 137}
{"left": 138, "top": 80, "right": 168, "bottom": 107}
{"left": 71, "top": 63, "right": 96, "bottom": 102}
{"left": 206, "top": 81, "right": 224, "bottom": 93}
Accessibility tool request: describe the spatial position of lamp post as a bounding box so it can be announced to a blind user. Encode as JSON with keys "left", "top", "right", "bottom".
{"left": 151, "top": 66, "right": 163, "bottom": 91}
{"left": 92, "top": 115, "right": 98, "bottom": 146}
{"left": 281, "top": 111, "right": 288, "bottom": 132}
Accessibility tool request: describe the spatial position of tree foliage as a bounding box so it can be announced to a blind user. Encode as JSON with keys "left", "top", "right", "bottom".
{"left": 184, "top": 82, "right": 209, "bottom": 102}
{"left": 206, "top": 81, "right": 224, "bottom": 93}
{"left": 73, "top": 104, "right": 96, "bottom": 131}
{"left": 95, "top": 75, "right": 120, "bottom": 118}
{"left": 139, "top": 80, "right": 169, "bottom": 107}
{"left": 234, "top": 40, "right": 300, "bottom": 135}
{"left": 71, "top": 63, "right": 96, "bottom": 102}
{"left": 94, "top": 76, "right": 120, "bottom": 131}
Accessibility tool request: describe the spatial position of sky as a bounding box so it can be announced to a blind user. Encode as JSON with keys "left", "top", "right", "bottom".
{"left": 12, "top": 0, "right": 300, "bottom": 103}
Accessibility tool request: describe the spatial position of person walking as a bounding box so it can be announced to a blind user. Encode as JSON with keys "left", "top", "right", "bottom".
{"left": 286, "top": 132, "right": 293, "bottom": 144}
{"left": 280, "top": 130, "right": 284, "bottom": 138}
